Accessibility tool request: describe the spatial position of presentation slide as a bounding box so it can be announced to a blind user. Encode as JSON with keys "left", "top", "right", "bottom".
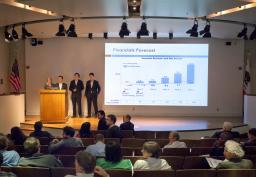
{"left": 105, "top": 43, "right": 208, "bottom": 106}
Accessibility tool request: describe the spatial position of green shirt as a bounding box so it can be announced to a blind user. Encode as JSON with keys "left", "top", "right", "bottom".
{"left": 96, "top": 158, "right": 132, "bottom": 170}
{"left": 216, "top": 159, "right": 253, "bottom": 169}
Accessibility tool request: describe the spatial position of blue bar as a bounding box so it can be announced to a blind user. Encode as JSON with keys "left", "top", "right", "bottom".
{"left": 174, "top": 72, "right": 182, "bottom": 84}
{"left": 161, "top": 76, "right": 169, "bottom": 84}
{"left": 187, "top": 64, "right": 195, "bottom": 84}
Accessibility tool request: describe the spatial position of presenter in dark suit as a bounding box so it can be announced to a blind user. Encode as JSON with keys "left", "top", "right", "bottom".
{"left": 85, "top": 73, "right": 101, "bottom": 117}
{"left": 69, "top": 73, "right": 84, "bottom": 117}
{"left": 56, "top": 75, "right": 68, "bottom": 90}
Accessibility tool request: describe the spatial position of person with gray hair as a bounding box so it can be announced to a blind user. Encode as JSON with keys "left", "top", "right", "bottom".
{"left": 216, "top": 140, "right": 253, "bottom": 169}
{"left": 212, "top": 122, "right": 240, "bottom": 139}
{"left": 0, "top": 153, "right": 17, "bottom": 177}
{"left": 163, "top": 131, "right": 187, "bottom": 149}
{"left": 18, "top": 137, "right": 63, "bottom": 168}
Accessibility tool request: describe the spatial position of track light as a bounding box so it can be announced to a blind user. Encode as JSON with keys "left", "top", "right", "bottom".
{"left": 88, "top": 33, "right": 93, "bottom": 40}
{"left": 12, "top": 26, "right": 19, "bottom": 41}
{"left": 186, "top": 19, "right": 198, "bottom": 37}
{"left": 169, "top": 33, "right": 173, "bottom": 39}
{"left": 4, "top": 26, "right": 13, "bottom": 43}
{"left": 153, "top": 32, "right": 157, "bottom": 39}
{"left": 199, "top": 20, "right": 211, "bottom": 38}
{"left": 104, "top": 32, "right": 108, "bottom": 39}
{"left": 249, "top": 26, "right": 256, "bottom": 40}
{"left": 119, "top": 20, "right": 130, "bottom": 38}
{"left": 137, "top": 22, "right": 149, "bottom": 36}
{"left": 56, "top": 19, "right": 66, "bottom": 37}
{"left": 67, "top": 19, "right": 77, "bottom": 37}
{"left": 237, "top": 24, "right": 248, "bottom": 40}
{"left": 22, "top": 24, "right": 33, "bottom": 39}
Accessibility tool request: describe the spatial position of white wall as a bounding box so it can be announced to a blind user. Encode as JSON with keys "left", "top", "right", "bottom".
{"left": 25, "top": 38, "right": 244, "bottom": 117}
{"left": 0, "top": 27, "right": 9, "bottom": 94}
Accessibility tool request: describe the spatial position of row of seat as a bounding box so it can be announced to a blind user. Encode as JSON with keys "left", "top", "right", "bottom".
{"left": 1, "top": 167, "right": 256, "bottom": 177}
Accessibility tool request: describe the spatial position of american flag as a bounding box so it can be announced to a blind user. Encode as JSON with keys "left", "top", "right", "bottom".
{"left": 10, "top": 59, "right": 21, "bottom": 92}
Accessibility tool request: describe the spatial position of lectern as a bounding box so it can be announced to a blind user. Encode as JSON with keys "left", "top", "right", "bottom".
{"left": 40, "top": 90, "right": 68, "bottom": 123}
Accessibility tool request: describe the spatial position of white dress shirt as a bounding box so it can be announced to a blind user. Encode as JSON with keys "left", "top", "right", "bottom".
{"left": 163, "top": 141, "right": 187, "bottom": 149}
{"left": 59, "top": 83, "right": 63, "bottom": 90}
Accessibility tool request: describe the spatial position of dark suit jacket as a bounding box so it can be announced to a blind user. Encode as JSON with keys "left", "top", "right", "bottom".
{"left": 69, "top": 80, "right": 84, "bottom": 94}
{"left": 54, "top": 83, "right": 68, "bottom": 90}
{"left": 85, "top": 80, "right": 101, "bottom": 96}
{"left": 211, "top": 130, "right": 240, "bottom": 139}
{"left": 120, "top": 121, "right": 134, "bottom": 131}
{"left": 97, "top": 117, "right": 109, "bottom": 130}
{"left": 106, "top": 125, "right": 121, "bottom": 138}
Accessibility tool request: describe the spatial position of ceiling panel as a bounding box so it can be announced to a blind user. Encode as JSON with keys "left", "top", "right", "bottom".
{"left": 141, "top": 0, "right": 248, "bottom": 17}
{"left": 17, "top": 0, "right": 128, "bottom": 17}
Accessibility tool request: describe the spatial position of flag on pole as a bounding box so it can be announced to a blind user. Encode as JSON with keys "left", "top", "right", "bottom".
{"left": 9, "top": 59, "right": 21, "bottom": 92}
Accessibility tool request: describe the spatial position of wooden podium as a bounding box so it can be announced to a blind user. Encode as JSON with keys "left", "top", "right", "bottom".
{"left": 40, "top": 90, "right": 68, "bottom": 123}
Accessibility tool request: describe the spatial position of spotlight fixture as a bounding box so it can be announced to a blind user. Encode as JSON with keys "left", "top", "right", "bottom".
{"left": 22, "top": 24, "right": 33, "bottom": 39}
{"left": 153, "top": 32, "right": 157, "bottom": 39}
{"left": 67, "top": 19, "right": 77, "bottom": 37}
{"left": 56, "top": 19, "right": 66, "bottom": 37}
{"left": 88, "top": 33, "right": 93, "bottom": 40}
{"left": 104, "top": 32, "right": 108, "bottom": 39}
{"left": 249, "top": 26, "right": 256, "bottom": 40}
{"left": 199, "top": 20, "right": 211, "bottom": 38}
{"left": 119, "top": 20, "right": 130, "bottom": 38}
{"left": 12, "top": 25, "right": 19, "bottom": 41}
{"left": 186, "top": 19, "right": 198, "bottom": 37}
{"left": 237, "top": 24, "right": 248, "bottom": 40}
{"left": 137, "top": 21, "right": 149, "bottom": 36}
{"left": 169, "top": 32, "right": 173, "bottom": 39}
{"left": 4, "top": 26, "right": 13, "bottom": 43}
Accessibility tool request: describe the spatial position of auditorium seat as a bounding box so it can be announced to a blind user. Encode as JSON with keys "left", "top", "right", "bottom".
{"left": 162, "top": 148, "right": 190, "bottom": 156}
{"left": 147, "top": 139, "right": 169, "bottom": 148}
{"left": 182, "top": 139, "right": 201, "bottom": 147}
{"left": 190, "top": 147, "right": 213, "bottom": 156}
{"left": 176, "top": 169, "right": 216, "bottom": 177}
{"left": 1, "top": 167, "right": 50, "bottom": 177}
{"left": 120, "top": 130, "right": 134, "bottom": 138}
{"left": 134, "top": 147, "right": 143, "bottom": 156}
{"left": 199, "top": 138, "right": 217, "bottom": 147}
{"left": 244, "top": 146, "right": 256, "bottom": 155}
{"left": 133, "top": 170, "right": 175, "bottom": 177}
{"left": 162, "top": 156, "right": 184, "bottom": 170}
{"left": 52, "top": 147, "right": 85, "bottom": 155}
{"left": 134, "top": 131, "right": 155, "bottom": 139}
{"left": 38, "top": 137, "right": 50, "bottom": 145}
{"left": 216, "top": 169, "right": 256, "bottom": 177}
{"left": 57, "top": 155, "right": 75, "bottom": 167}
{"left": 51, "top": 167, "right": 75, "bottom": 177}
{"left": 121, "top": 138, "right": 146, "bottom": 148}
{"left": 105, "top": 138, "right": 121, "bottom": 144}
{"left": 121, "top": 147, "right": 134, "bottom": 156}
{"left": 183, "top": 156, "right": 210, "bottom": 169}
{"left": 91, "top": 130, "right": 106, "bottom": 137}
{"left": 155, "top": 131, "right": 169, "bottom": 139}
{"left": 81, "top": 138, "right": 95, "bottom": 146}
{"left": 104, "top": 170, "right": 132, "bottom": 177}
{"left": 244, "top": 155, "right": 256, "bottom": 168}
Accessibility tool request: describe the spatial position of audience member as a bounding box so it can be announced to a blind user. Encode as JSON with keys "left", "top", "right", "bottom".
{"left": 0, "top": 153, "right": 17, "bottom": 177}
{"left": 65, "top": 151, "right": 109, "bottom": 177}
{"left": 105, "top": 114, "right": 121, "bottom": 138}
{"left": 134, "top": 141, "right": 171, "bottom": 170}
{"left": 120, "top": 114, "right": 134, "bottom": 131}
{"left": 18, "top": 137, "right": 63, "bottom": 168}
{"left": 212, "top": 122, "right": 240, "bottom": 139}
{"left": 210, "top": 131, "right": 233, "bottom": 156}
{"left": 216, "top": 140, "right": 253, "bottom": 169}
{"left": 29, "top": 121, "right": 53, "bottom": 139}
{"left": 85, "top": 134, "right": 105, "bottom": 157}
{"left": 243, "top": 128, "right": 256, "bottom": 146}
{"left": 77, "top": 122, "right": 92, "bottom": 138}
{"left": 8, "top": 127, "right": 26, "bottom": 146}
{"left": 163, "top": 131, "right": 187, "bottom": 148}
{"left": 97, "top": 110, "right": 108, "bottom": 131}
{"left": 0, "top": 135, "right": 20, "bottom": 166}
{"left": 96, "top": 141, "right": 132, "bottom": 170}
{"left": 49, "top": 126, "right": 83, "bottom": 154}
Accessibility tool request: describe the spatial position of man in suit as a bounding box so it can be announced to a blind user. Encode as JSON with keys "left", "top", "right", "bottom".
{"left": 69, "top": 73, "right": 84, "bottom": 117}
{"left": 56, "top": 75, "right": 68, "bottom": 90}
{"left": 85, "top": 73, "right": 101, "bottom": 117}
{"left": 120, "top": 114, "right": 134, "bottom": 131}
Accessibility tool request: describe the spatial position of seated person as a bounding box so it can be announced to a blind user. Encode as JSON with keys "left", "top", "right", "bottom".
{"left": 85, "top": 134, "right": 105, "bottom": 157}
{"left": 134, "top": 141, "right": 171, "bottom": 170}
{"left": 65, "top": 151, "right": 109, "bottom": 177}
{"left": 243, "top": 128, "right": 256, "bottom": 146}
{"left": 97, "top": 110, "right": 109, "bottom": 131}
{"left": 0, "top": 153, "right": 17, "bottom": 176}
{"left": 105, "top": 114, "right": 121, "bottom": 138}
{"left": 216, "top": 140, "right": 253, "bottom": 169}
{"left": 18, "top": 137, "right": 63, "bottom": 168}
{"left": 120, "top": 114, "right": 134, "bottom": 131}
{"left": 29, "top": 121, "right": 53, "bottom": 139}
{"left": 49, "top": 126, "right": 83, "bottom": 154}
{"left": 163, "top": 131, "right": 187, "bottom": 148}
{"left": 210, "top": 131, "right": 233, "bottom": 156}
{"left": 0, "top": 135, "right": 20, "bottom": 166}
{"left": 212, "top": 122, "right": 240, "bottom": 139}
{"left": 96, "top": 141, "right": 132, "bottom": 170}
{"left": 8, "top": 127, "right": 26, "bottom": 145}
{"left": 76, "top": 122, "right": 92, "bottom": 138}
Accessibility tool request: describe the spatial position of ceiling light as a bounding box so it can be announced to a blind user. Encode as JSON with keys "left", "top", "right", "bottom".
{"left": 249, "top": 26, "right": 256, "bottom": 40}
{"left": 137, "top": 22, "right": 149, "bottom": 36}
{"left": 56, "top": 19, "right": 66, "bottom": 37}
{"left": 199, "top": 20, "right": 211, "bottom": 38}
{"left": 153, "top": 32, "right": 157, "bottom": 39}
{"left": 104, "top": 32, "right": 108, "bottom": 39}
{"left": 4, "top": 26, "right": 13, "bottom": 43}
{"left": 22, "top": 24, "right": 33, "bottom": 39}
{"left": 119, "top": 20, "right": 131, "bottom": 38}
{"left": 67, "top": 19, "right": 77, "bottom": 37}
{"left": 186, "top": 19, "right": 198, "bottom": 37}
{"left": 88, "top": 33, "right": 93, "bottom": 40}
{"left": 12, "top": 25, "right": 19, "bottom": 41}
{"left": 237, "top": 24, "right": 248, "bottom": 40}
